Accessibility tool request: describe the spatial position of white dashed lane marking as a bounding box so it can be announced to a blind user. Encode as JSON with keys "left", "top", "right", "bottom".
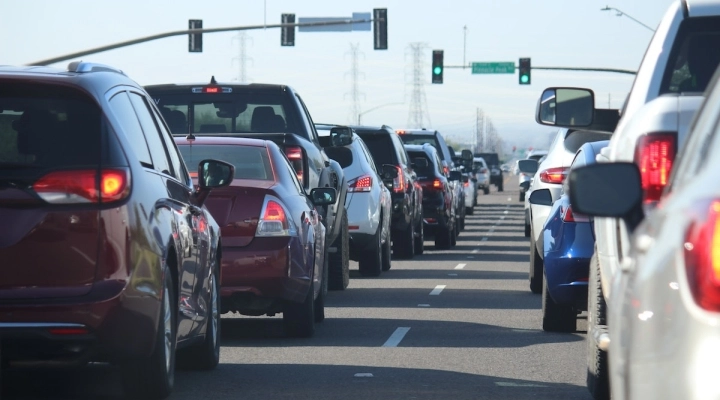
{"left": 454, "top": 263, "right": 466, "bottom": 270}
{"left": 429, "top": 285, "right": 446, "bottom": 295}
{"left": 382, "top": 327, "right": 410, "bottom": 347}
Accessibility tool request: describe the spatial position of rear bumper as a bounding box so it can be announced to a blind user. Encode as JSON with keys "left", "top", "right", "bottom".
{"left": 220, "top": 236, "right": 311, "bottom": 315}
{"left": 544, "top": 255, "right": 590, "bottom": 308}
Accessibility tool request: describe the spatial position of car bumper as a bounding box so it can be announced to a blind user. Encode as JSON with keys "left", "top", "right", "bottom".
{"left": 220, "top": 236, "right": 311, "bottom": 314}
{"left": 346, "top": 193, "right": 380, "bottom": 236}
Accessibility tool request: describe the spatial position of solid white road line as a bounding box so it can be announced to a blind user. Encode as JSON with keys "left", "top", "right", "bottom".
{"left": 472, "top": 249, "right": 479, "bottom": 253}
{"left": 430, "top": 285, "right": 446, "bottom": 295}
{"left": 417, "top": 304, "right": 430, "bottom": 307}
{"left": 482, "top": 237, "right": 488, "bottom": 241}
{"left": 454, "top": 263, "right": 466, "bottom": 270}
{"left": 355, "top": 373, "right": 374, "bottom": 378}
{"left": 448, "top": 273, "right": 458, "bottom": 277}
{"left": 382, "top": 327, "right": 410, "bottom": 347}
{"left": 495, "top": 382, "right": 548, "bottom": 388}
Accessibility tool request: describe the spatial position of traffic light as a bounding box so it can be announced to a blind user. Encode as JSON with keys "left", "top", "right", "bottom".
{"left": 432, "top": 50, "right": 444, "bottom": 84}
{"left": 518, "top": 57, "right": 531, "bottom": 85}
{"left": 281, "top": 14, "right": 295, "bottom": 46}
{"left": 188, "top": 20, "right": 202, "bottom": 52}
{"left": 373, "top": 8, "right": 388, "bottom": 50}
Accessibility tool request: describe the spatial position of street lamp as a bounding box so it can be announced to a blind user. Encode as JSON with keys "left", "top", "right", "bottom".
{"left": 357, "top": 102, "right": 404, "bottom": 125}
{"left": 601, "top": 6, "right": 655, "bottom": 32}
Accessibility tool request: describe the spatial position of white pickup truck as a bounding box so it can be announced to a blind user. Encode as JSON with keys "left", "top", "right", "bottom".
{"left": 532, "top": 1, "right": 720, "bottom": 399}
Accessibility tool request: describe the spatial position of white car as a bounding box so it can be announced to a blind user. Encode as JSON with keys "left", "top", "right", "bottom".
{"left": 317, "top": 125, "right": 393, "bottom": 277}
{"left": 473, "top": 157, "right": 490, "bottom": 195}
{"left": 567, "top": 65, "right": 720, "bottom": 399}
{"left": 518, "top": 149, "right": 547, "bottom": 202}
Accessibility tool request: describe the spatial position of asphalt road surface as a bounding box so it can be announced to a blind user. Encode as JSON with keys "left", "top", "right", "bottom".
{"left": 3, "top": 178, "right": 593, "bottom": 400}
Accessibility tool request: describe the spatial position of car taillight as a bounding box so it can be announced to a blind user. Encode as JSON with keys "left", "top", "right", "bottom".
{"left": 32, "top": 169, "right": 130, "bottom": 204}
{"left": 285, "top": 146, "right": 304, "bottom": 185}
{"left": 463, "top": 181, "right": 470, "bottom": 187}
{"left": 539, "top": 167, "right": 569, "bottom": 184}
{"left": 480, "top": 168, "right": 488, "bottom": 174}
{"left": 393, "top": 165, "right": 405, "bottom": 193}
{"left": 443, "top": 165, "right": 450, "bottom": 176}
{"left": 561, "top": 205, "right": 575, "bottom": 222}
{"left": 349, "top": 175, "right": 372, "bottom": 192}
{"left": 684, "top": 200, "right": 720, "bottom": 312}
{"left": 256, "top": 196, "right": 295, "bottom": 237}
{"left": 634, "top": 133, "right": 676, "bottom": 205}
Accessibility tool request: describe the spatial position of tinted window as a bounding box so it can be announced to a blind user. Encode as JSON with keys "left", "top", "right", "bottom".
{"left": 391, "top": 133, "right": 409, "bottom": 164}
{"left": 129, "top": 92, "right": 172, "bottom": 175}
{"left": 109, "top": 91, "right": 152, "bottom": 166}
{"left": 0, "top": 83, "right": 101, "bottom": 172}
{"left": 177, "top": 144, "right": 273, "bottom": 180}
{"left": 399, "top": 134, "right": 444, "bottom": 160}
{"left": 563, "top": 131, "right": 612, "bottom": 153}
{"left": 151, "top": 105, "right": 190, "bottom": 184}
{"left": 661, "top": 17, "right": 720, "bottom": 94}
{"left": 356, "top": 132, "right": 397, "bottom": 168}
{"left": 407, "top": 150, "right": 434, "bottom": 177}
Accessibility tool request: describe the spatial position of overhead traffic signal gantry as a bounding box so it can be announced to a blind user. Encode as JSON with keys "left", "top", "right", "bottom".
{"left": 518, "top": 57, "right": 531, "bottom": 85}
{"left": 432, "top": 50, "right": 444, "bottom": 84}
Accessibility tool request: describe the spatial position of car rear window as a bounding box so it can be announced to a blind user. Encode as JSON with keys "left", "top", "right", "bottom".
{"left": 355, "top": 132, "right": 397, "bottom": 167}
{"left": 177, "top": 144, "right": 273, "bottom": 180}
{"left": 661, "top": 16, "right": 720, "bottom": 94}
{"left": 0, "top": 83, "right": 101, "bottom": 176}
{"left": 563, "top": 130, "right": 612, "bottom": 153}
{"left": 399, "top": 135, "right": 444, "bottom": 159}
{"left": 407, "top": 150, "right": 435, "bottom": 177}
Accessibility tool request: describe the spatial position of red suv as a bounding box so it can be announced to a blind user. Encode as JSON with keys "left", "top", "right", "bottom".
{"left": 0, "top": 62, "right": 233, "bottom": 399}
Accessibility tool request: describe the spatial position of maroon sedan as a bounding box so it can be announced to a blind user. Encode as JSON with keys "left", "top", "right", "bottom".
{"left": 175, "top": 136, "right": 335, "bottom": 338}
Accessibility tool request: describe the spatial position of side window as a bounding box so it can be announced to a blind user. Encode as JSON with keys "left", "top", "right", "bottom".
{"left": 108, "top": 91, "right": 152, "bottom": 166}
{"left": 150, "top": 103, "right": 191, "bottom": 185}
{"left": 391, "top": 134, "right": 408, "bottom": 164}
{"left": 358, "top": 140, "right": 378, "bottom": 174}
{"left": 295, "top": 95, "right": 319, "bottom": 143}
{"left": 128, "top": 92, "right": 172, "bottom": 175}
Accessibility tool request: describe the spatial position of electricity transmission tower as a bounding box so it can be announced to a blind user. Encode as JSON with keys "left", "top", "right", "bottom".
{"left": 231, "top": 32, "right": 252, "bottom": 82}
{"left": 407, "top": 42, "right": 431, "bottom": 128}
{"left": 345, "top": 43, "right": 365, "bottom": 125}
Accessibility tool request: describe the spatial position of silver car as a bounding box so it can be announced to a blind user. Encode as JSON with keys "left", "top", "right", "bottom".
{"left": 473, "top": 157, "right": 490, "bottom": 195}
{"left": 318, "top": 126, "right": 393, "bottom": 277}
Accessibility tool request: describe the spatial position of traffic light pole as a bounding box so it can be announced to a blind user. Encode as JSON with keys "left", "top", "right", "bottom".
{"left": 27, "top": 18, "right": 374, "bottom": 66}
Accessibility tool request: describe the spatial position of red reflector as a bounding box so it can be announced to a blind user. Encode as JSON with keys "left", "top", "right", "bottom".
{"left": 204, "top": 87, "right": 220, "bottom": 93}
{"left": 49, "top": 327, "right": 89, "bottom": 335}
{"left": 539, "top": 167, "right": 568, "bottom": 184}
{"left": 635, "top": 133, "right": 676, "bottom": 204}
{"left": 349, "top": 175, "right": 372, "bottom": 192}
{"left": 684, "top": 200, "right": 720, "bottom": 312}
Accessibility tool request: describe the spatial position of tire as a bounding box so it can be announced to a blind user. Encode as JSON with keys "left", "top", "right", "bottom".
{"left": 524, "top": 222, "right": 531, "bottom": 238}
{"left": 519, "top": 192, "right": 525, "bottom": 202}
{"left": 314, "top": 248, "right": 327, "bottom": 323}
{"left": 529, "top": 234, "right": 543, "bottom": 294}
{"left": 359, "top": 227, "right": 382, "bottom": 277}
{"left": 459, "top": 209, "right": 465, "bottom": 231}
{"left": 587, "top": 250, "right": 610, "bottom": 400}
{"left": 414, "top": 220, "right": 424, "bottom": 255}
{"left": 381, "top": 232, "right": 392, "bottom": 272}
{"left": 176, "top": 258, "right": 220, "bottom": 370}
{"left": 466, "top": 206, "right": 474, "bottom": 215}
{"left": 394, "top": 222, "right": 415, "bottom": 259}
{"left": 483, "top": 187, "right": 489, "bottom": 195}
{"left": 121, "top": 266, "right": 176, "bottom": 399}
{"left": 435, "top": 223, "right": 451, "bottom": 250}
{"left": 328, "top": 211, "right": 349, "bottom": 291}
{"left": 542, "top": 274, "right": 577, "bottom": 332}
{"left": 498, "top": 181, "right": 504, "bottom": 192}
{"left": 283, "top": 279, "right": 315, "bottom": 338}
{"left": 451, "top": 221, "right": 458, "bottom": 246}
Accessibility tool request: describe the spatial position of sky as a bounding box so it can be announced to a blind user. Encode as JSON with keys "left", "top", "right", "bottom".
{"left": 1, "top": 0, "right": 676, "bottom": 153}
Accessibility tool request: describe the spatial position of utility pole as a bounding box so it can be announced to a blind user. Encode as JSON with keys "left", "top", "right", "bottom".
{"left": 345, "top": 43, "right": 364, "bottom": 125}
{"left": 407, "top": 42, "right": 431, "bottom": 128}
{"left": 463, "top": 26, "right": 468, "bottom": 70}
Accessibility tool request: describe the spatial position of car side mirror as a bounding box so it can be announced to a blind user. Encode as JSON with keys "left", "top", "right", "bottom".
{"left": 461, "top": 149, "right": 473, "bottom": 161}
{"left": 310, "top": 187, "right": 337, "bottom": 206}
{"left": 569, "top": 163, "right": 644, "bottom": 232}
{"left": 330, "top": 126, "right": 353, "bottom": 147}
{"left": 536, "top": 87, "right": 595, "bottom": 127}
{"left": 381, "top": 164, "right": 399, "bottom": 180}
{"left": 517, "top": 159, "right": 539, "bottom": 175}
{"left": 198, "top": 159, "right": 235, "bottom": 189}
{"left": 449, "top": 171, "right": 462, "bottom": 181}
{"left": 528, "top": 188, "right": 553, "bottom": 206}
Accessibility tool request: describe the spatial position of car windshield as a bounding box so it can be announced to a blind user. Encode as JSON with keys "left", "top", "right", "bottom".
{"left": 177, "top": 144, "right": 273, "bottom": 180}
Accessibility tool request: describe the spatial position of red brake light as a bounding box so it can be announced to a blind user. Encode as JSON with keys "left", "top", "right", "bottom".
{"left": 285, "top": 146, "right": 304, "bottom": 185}
{"left": 393, "top": 165, "right": 405, "bottom": 193}
{"left": 33, "top": 169, "right": 130, "bottom": 204}
{"left": 539, "top": 167, "right": 568, "bottom": 184}
{"left": 349, "top": 175, "right": 372, "bottom": 192}
{"left": 256, "top": 197, "right": 293, "bottom": 237}
{"left": 635, "top": 133, "right": 676, "bottom": 204}
{"left": 204, "top": 87, "right": 219, "bottom": 93}
{"left": 684, "top": 200, "right": 720, "bottom": 311}
{"left": 463, "top": 181, "right": 470, "bottom": 187}
{"left": 396, "top": 130, "right": 407, "bottom": 135}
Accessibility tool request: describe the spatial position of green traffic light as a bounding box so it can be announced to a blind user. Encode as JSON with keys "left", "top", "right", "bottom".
{"left": 433, "top": 66, "right": 442, "bottom": 75}
{"left": 520, "top": 74, "right": 529, "bottom": 83}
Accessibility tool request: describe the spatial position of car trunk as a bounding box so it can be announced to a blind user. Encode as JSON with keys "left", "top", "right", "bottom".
{"left": 204, "top": 180, "right": 277, "bottom": 247}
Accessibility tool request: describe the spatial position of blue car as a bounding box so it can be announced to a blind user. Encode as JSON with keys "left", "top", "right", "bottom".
{"left": 531, "top": 140, "right": 609, "bottom": 332}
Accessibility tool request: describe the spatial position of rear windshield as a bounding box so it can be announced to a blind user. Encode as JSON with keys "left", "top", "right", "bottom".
{"left": 177, "top": 144, "right": 273, "bottom": 180}
{"left": 148, "top": 91, "right": 298, "bottom": 135}
{"left": 407, "top": 151, "right": 435, "bottom": 177}
{"left": 475, "top": 153, "right": 499, "bottom": 166}
{"left": 0, "top": 83, "right": 101, "bottom": 175}
{"left": 355, "top": 132, "right": 397, "bottom": 166}
{"left": 399, "top": 135, "right": 444, "bottom": 159}
{"left": 661, "top": 16, "right": 720, "bottom": 94}
{"left": 564, "top": 131, "right": 612, "bottom": 153}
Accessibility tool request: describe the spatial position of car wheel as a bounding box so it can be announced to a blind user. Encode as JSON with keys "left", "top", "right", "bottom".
{"left": 524, "top": 222, "right": 531, "bottom": 238}
{"left": 283, "top": 279, "right": 315, "bottom": 338}
{"left": 328, "top": 211, "right": 349, "bottom": 291}
{"left": 466, "top": 205, "right": 474, "bottom": 215}
{"left": 121, "top": 265, "right": 176, "bottom": 399}
{"left": 519, "top": 192, "right": 525, "bottom": 202}
{"left": 381, "top": 232, "right": 392, "bottom": 272}
{"left": 394, "top": 221, "right": 415, "bottom": 259}
{"left": 498, "top": 181, "right": 504, "bottom": 192}
{"left": 359, "top": 227, "right": 382, "bottom": 277}
{"left": 483, "top": 187, "right": 489, "bottom": 195}
{"left": 529, "top": 234, "right": 543, "bottom": 294}
{"left": 542, "top": 274, "right": 576, "bottom": 332}
{"left": 414, "top": 220, "right": 424, "bottom": 255}
{"left": 314, "top": 247, "right": 328, "bottom": 323}
{"left": 587, "top": 250, "right": 610, "bottom": 400}
{"left": 176, "top": 258, "right": 220, "bottom": 370}
{"left": 435, "top": 222, "right": 451, "bottom": 250}
{"left": 451, "top": 221, "right": 458, "bottom": 246}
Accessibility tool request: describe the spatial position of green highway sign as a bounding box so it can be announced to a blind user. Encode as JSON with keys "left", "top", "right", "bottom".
{"left": 471, "top": 62, "right": 515, "bottom": 74}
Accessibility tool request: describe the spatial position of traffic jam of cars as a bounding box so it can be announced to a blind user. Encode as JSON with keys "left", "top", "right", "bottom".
{"left": 3, "top": 1, "right": 720, "bottom": 399}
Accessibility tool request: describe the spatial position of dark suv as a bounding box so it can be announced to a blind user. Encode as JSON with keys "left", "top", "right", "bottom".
{"left": 0, "top": 62, "right": 234, "bottom": 399}
{"left": 353, "top": 125, "right": 424, "bottom": 258}
{"left": 404, "top": 144, "right": 459, "bottom": 249}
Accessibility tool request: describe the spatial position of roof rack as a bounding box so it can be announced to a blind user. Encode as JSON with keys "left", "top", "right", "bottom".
{"left": 67, "top": 61, "right": 125, "bottom": 75}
